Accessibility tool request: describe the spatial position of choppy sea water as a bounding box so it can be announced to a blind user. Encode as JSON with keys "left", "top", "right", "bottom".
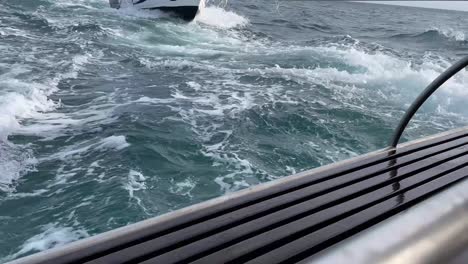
{"left": 1, "top": 0, "right": 468, "bottom": 261}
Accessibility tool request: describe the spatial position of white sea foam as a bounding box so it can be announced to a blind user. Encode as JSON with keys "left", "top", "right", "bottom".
{"left": 212, "top": 155, "right": 255, "bottom": 193}
{"left": 95, "top": 136, "right": 130, "bottom": 151}
{"left": 0, "top": 51, "right": 99, "bottom": 191}
{"left": 124, "top": 170, "right": 149, "bottom": 213}
{"left": 243, "top": 43, "right": 468, "bottom": 108}
{"left": 0, "top": 69, "right": 60, "bottom": 191}
{"left": 4, "top": 224, "right": 89, "bottom": 262}
{"left": 6, "top": 189, "right": 48, "bottom": 199}
{"left": 0, "top": 78, "right": 58, "bottom": 140}
{"left": 169, "top": 177, "right": 196, "bottom": 197}
{"left": 46, "top": 135, "right": 130, "bottom": 161}
{"left": 39, "top": 135, "right": 129, "bottom": 188}
{"left": 195, "top": 6, "right": 249, "bottom": 29}
{"left": 140, "top": 37, "right": 468, "bottom": 192}
{"left": 187, "top": 81, "right": 202, "bottom": 91}
{"left": 0, "top": 143, "right": 37, "bottom": 192}
{"left": 138, "top": 37, "right": 468, "bottom": 112}
{"left": 125, "top": 170, "right": 147, "bottom": 198}
{"left": 48, "top": 0, "right": 101, "bottom": 9}
{"left": 136, "top": 96, "right": 176, "bottom": 104}
{"left": 431, "top": 27, "right": 466, "bottom": 42}
{"left": 0, "top": 27, "right": 35, "bottom": 39}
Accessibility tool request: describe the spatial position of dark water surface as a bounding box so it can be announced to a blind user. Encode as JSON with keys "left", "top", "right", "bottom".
{"left": 1, "top": 0, "right": 468, "bottom": 261}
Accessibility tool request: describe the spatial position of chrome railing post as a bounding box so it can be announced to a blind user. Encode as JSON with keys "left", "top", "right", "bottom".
{"left": 390, "top": 56, "right": 468, "bottom": 148}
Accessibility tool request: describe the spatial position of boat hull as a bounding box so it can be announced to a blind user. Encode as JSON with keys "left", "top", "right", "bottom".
{"left": 149, "top": 6, "right": 199, "bottom": 21}
{"left": 132, "top": 0, "right": 202, "bottom": 21}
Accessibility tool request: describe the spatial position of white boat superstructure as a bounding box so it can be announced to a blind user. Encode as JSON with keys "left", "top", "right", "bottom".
{"left": 110, "top": 0, "right": 205, "bottom": 21}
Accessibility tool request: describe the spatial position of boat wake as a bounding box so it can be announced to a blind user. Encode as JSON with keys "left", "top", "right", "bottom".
{"left": 391, "top": 27, "right": 467, "bottom": 44}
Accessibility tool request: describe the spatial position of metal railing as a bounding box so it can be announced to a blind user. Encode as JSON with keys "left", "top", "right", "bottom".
{"left": 390, "top": 56, "right": 468, "bottom": 148}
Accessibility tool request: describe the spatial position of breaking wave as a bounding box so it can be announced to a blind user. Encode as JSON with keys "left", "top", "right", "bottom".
{"left": 392, "top": 28, "right": 466, "bottom": 43}
{"left": 3, "top": 224, "right": 89, "bottom": 262}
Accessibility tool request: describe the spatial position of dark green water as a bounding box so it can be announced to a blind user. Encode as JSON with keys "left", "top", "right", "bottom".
{"left": 1, "top": 0, "right": 468, "bottom": 261}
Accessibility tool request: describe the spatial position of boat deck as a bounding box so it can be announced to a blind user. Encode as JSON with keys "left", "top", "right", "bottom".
{"left": 10, "top": 127, "right": 468, "bottom": 264}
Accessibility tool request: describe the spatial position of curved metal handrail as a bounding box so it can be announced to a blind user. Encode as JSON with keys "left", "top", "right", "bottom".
{"left": 390, "top": 56, "right": 468, "bottom": 148}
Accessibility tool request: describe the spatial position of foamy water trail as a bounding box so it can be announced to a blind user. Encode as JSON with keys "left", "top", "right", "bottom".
{"left": 0, "top": 52, "right": 97, "bottom": 192}
{"left": 135, "top": 35, "right": 468, "bottom": 191}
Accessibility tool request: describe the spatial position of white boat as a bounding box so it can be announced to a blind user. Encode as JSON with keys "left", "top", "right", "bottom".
{"left": 110, "top": 0, "right": 205, "bottom": 21}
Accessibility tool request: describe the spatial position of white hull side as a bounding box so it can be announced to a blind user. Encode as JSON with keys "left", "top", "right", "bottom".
{"left": 132, "top": 0, "right": 200, "bottom": 9}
